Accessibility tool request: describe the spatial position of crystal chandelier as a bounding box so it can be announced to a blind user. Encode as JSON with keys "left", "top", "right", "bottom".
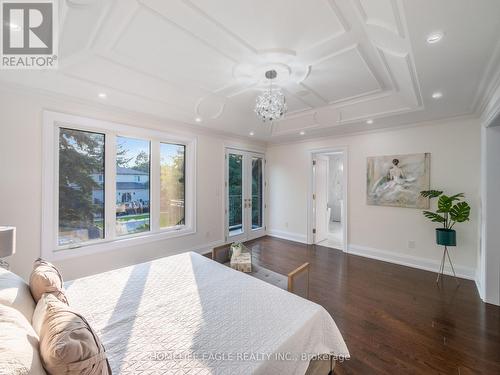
{"left": 254, "top": 70, "right": 287, "bottom": 122}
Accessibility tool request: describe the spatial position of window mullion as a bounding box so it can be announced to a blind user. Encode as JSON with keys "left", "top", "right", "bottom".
{"left": 105, "top": 133, "right": 117, "bottom": 240}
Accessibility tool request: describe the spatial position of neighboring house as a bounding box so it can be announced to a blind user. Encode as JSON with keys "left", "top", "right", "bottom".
{"left": 92, "top": 167, "right": 149, "bottom": 206}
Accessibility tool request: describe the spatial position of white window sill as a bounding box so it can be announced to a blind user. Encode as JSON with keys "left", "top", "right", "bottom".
{"left": 46, "top": 227, "right": 195, "bottom": 262}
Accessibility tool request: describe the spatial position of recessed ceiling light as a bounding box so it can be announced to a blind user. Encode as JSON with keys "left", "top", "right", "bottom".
{"left": 195, "top": 117, "right": 202, "bottom": 123}
{"left": 249, "top": 131, "right": 255, "bottom": 136}
{"left": 426, "top": 32, "right": 444, "bottom": 44}
{"left": 98, "top": 92, "right": 107, "bottom": 99}
{"left": 299, "top": 131, "right": 305, "bottom": 135}
{"left": 432, "top": 91, "right": 443, "bottom": 99}
{"left": 366, "top": 119, "right": 374, "bottom": 124}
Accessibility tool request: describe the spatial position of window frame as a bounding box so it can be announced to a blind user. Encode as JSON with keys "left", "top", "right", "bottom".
{"left": 42, "top": 111, "right": 197, "bottom": 261}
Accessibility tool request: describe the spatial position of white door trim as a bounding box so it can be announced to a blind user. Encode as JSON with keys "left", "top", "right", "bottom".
{"left": 307, "top": 146, "right": 349, "bottom": 252}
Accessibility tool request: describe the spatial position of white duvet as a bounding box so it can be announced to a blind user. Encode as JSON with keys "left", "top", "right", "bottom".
{"left": 65, "top": 252, "right": 349, "bottom": 374}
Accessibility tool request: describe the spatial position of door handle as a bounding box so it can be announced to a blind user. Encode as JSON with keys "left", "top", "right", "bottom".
{"left": 243, "top": 199, "right": 252, "bottom": 209}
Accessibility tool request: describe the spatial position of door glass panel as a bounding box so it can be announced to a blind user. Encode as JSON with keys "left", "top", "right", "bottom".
{"left": 252, "top": 157, "right": 263, "bottom": 230}
{"left": 115, "top": 136, "right": 150, "bottom": 236}
{"left": 228, "top": 153, "right": 243, "bottom": 236}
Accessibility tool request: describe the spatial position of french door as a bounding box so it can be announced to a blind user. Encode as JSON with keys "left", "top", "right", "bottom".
{"left": 225, "top": 148, "right": 266, "bottom": 242}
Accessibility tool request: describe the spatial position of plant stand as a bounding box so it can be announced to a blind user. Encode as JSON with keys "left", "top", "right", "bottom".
{"left": 436, "top": 246, "right": 459, "bottom": 285}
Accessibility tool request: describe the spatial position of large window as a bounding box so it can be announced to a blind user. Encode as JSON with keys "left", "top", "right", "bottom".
{"left": 115, "top": 137, "right": 151, "bottom": 236}
{"left": 160, "top": 143, "right": 185, "bottom": 228}
{"left": 42, "top": 111, "right": 196, "bottom": 260}
{"left": 58, "top": 128, "right": 105, "bottom": 246}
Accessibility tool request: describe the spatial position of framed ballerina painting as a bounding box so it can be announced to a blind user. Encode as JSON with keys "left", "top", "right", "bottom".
{"left": 367, "top": 153, "right": 431, "bottom": 208}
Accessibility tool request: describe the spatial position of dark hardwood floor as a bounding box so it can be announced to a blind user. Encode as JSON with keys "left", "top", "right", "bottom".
{"left": 242, "top": 236, "right": 500, "bottom": 375}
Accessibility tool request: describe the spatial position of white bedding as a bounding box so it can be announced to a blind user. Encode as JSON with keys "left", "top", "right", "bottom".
{"left": 64, "top": 252, "right": 349, "bottom": 374}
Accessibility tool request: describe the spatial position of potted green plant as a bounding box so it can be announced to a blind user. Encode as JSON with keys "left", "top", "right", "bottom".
{"left": 420, "top": 190, "right": 471, "bottom": 283}
{"left": 230, "top": 242, "right": 243, "bottom": 257}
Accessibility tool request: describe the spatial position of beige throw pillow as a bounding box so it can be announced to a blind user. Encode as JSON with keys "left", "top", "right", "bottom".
{"left": 0, "top": 267, "right": 36, "bottom": 322}
{"left": 0, "top": 304, "right": 46, "bottom": 375}
{"left": 29, "top": 258, "right": 68, "bottom": 305}
{"left": 35, "top": 294, "right": 111, "bottom": 375}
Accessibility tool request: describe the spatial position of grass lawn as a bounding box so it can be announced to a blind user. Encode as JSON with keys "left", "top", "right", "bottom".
{"left": 117, "top": 213, "right": 150, "bottom": 222}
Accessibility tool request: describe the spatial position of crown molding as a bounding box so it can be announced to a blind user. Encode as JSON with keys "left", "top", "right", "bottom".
{"left": 482, "top": 98, "right": 500, "bottom": 127}
{"left": 266, "top": 112, "right": 479, "bottom": 147}
{"left": 473, "top": 38, "right": 500, "bottom": 126}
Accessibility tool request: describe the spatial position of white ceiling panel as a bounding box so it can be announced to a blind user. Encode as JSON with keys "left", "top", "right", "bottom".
{"left": 187, "top": 0, "right": 346, "bottom": 51}
{"left": 356, "top": 0, "right": 404, "bottom": 37}
{"left": 303, "top": 46, "right": 381, "bottom": 103}
{"left": 112, "top": 6, "right": 235, "bottom": 91}
{"left": 280, "top": 89, "right": 313, "bottom": 114}
{"left": 62, "top": 56, "right": 197, "bottom": 114}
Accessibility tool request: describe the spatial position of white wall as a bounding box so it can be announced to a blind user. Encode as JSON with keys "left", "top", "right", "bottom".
{"left": 479, "top": 125, "right": 500, "bottom": 305}
{"left": 0, "top": 87, "right": 264, "bottom": 280}
{"left": 267, "top": 118, "right": 481, "bottom": 278}
{"left": 0, "top": 85, "right": 484, "bottom": 286}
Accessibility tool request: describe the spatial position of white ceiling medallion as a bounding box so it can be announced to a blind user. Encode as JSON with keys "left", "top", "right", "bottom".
{"left": 254, "top": 70, "right": 288, "bottom": 122}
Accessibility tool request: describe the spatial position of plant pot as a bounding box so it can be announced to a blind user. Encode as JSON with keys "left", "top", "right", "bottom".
{"left": 436, "top": 228, "right": 456, "bottom": 246}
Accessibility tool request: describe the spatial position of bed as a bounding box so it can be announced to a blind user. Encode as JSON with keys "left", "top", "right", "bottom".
{"left": 64, "top": 252, "right": 349, "bottom": 374}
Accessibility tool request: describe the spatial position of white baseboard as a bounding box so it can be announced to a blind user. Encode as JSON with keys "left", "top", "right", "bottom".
{"left": 263, "top": 232, "right": 476, "bottom": 280}
{"left": 267, "top": 229, "right": 308, "bottom": 244}
{"left": 475, "top": 274, "right": 484, "bottom": 300}
{"left": 475, "top": 272, "right": 500, "bottom": 306}
{"left": 348, "top": 244, "right": 475, "bottom": 280}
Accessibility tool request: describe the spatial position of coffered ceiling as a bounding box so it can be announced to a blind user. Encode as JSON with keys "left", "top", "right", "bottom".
{"left": 1, "top": 0, "right": 500, "bottom": 142}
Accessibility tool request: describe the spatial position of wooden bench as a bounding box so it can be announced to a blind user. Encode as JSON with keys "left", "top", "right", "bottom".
{"left": 211, "top": 246, "right": 310, "bottom": 299}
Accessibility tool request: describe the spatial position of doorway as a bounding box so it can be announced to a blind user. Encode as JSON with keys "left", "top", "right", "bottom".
{"left": 225, "top": 148, "right": 266, "bottom": 242}
{"left": 310, "top": 149, "right": 347, "bottom": 251}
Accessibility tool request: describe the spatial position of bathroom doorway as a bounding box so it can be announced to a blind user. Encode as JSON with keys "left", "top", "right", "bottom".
{"left": 310, "top": 148, "right": 347, "bottom": 251}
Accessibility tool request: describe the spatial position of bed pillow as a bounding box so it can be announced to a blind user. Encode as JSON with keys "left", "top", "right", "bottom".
{"left": 34, "top": 293, "right": 111, "bottom": 375}
{"left": 0, "top": 267, "right": 36, "bottom": 322}
{"left": 0, "top": 304, "right": 46, "bottom": 374}
{"left": 29, "top": 258, "right": 68, "bottom": 305}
